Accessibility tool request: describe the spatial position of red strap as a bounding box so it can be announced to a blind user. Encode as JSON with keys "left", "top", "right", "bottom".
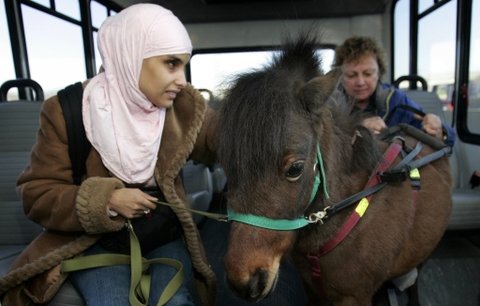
{"left": 316, "top": 143, "right": 402, "bottom": 255}
{"left": 306, "top": 143, "right": 402, "bottom": 295}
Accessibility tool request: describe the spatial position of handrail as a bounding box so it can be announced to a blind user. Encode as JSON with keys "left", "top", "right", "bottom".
{"left": 0, "top": 79, "right": 44, "bottom": 102}
{"left": 393, "top": 75, "right": 428, "bottom": 91}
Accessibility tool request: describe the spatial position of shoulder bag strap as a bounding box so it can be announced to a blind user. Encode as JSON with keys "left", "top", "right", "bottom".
{"left": 57, "top": 82, "right": 91, "bottom": 185}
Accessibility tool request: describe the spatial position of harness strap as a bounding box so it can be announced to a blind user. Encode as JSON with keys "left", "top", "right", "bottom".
{"left": 62, "top": 220, "right": 184, "bottom": 306}
{"left": 393, "top": 142, "right": 423, "bottom": 170}
{"left": 314, "top": 143, "right": 403, "bottom": 257}
{"left": 324, "top": 183, "right": 386, "bottom": 217}
{"left": 408, "top": 146, "right": 452, "bottom": 169}
{"left": 306, "top": 143, "right": 402, "bottom": 296}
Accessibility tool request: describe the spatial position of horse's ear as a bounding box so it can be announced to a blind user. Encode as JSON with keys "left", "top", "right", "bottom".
{"left": 300, "top": 69, "right": 355, "bottom": 115}
{"left": 299, "top": 69, "right": 339, "bottom": 114}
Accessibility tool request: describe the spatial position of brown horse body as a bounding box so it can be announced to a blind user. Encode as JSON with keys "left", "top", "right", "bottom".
{"left": 217, "top": 35, "right": 452, "bottom": 306}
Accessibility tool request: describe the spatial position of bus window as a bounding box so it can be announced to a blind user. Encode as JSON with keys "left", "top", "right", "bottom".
{"left": 189, "top": 48, "right": 334, "bottom": 99}
{"left": 22, "top": 4, "right": 86, "bottom": 98}
{"left": 90, "top": 1, "right": 115, "bottom": 73}
{"left": 418, "top": 0, "right": 434, "bottom": 14}
{"left": 393, "top": 0, "right": 410, "bottom": 83}
{"left": 91, "top": 1, "right": 108, "bottom": 28}
{"left": 1, "top": 1, "right": 115, "bottom": 100}
{"left": 30, "top": 0, "right": 49, "bottom": 6}
{"left": 0, "top": 2, "right": 16, "bottom": 98}
{"left": 468, "top": 0, "right": 480, "bottom": 133}
{"left": 418, "top": 0, "right": 456, "bottom": 97}
{"left": 55, "top": 1, "right": 80, "bottom": 21}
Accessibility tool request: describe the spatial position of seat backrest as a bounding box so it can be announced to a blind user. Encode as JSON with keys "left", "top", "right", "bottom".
{"left": 401, "top": 89, "right": 480, "bottom": 229}
{"left": 400, "top": 89, "right": 468, "bottom": 188}
{"left": 0, "top": 101, "right": 44, "bottom": 244}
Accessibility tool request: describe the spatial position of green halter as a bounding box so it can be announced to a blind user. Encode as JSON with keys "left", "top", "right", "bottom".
{"left": 227, "top": 144, "right": 329, "bottom": 230}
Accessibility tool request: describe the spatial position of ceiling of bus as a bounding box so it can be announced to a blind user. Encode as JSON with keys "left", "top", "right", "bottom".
{"left": 112, "top": 0, "right": 389, "bottom": 23}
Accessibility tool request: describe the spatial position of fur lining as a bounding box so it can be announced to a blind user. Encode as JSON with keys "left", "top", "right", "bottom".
{"left": 0, "top": 235, "right": 97, "bottom": 297}
{"left": 76, "top": 177, "right": 125, "bottom": 234}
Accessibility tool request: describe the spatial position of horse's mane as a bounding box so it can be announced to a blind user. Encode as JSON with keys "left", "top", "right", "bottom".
{"left": 218, "top": 33, "right": 381, "bottom": 189}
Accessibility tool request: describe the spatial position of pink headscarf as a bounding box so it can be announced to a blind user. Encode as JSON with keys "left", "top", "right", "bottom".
{"left": 82, "top": 4, "right": 192, "bottom": 184}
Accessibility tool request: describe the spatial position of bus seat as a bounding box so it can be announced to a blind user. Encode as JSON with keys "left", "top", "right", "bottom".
{"left": 0, "top": 101, "right": 44, "bottom": 260}
{"left": 183, "top": 160, "right": 213, "bottom": 224}
{"left": 183, "top": 161, "right": 227, "bottom": 224}
{"left": 400, "top": 88, "right": 480, "bottom": 230}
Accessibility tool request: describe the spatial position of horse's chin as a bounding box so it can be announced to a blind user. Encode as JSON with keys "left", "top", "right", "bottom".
{"left": 227, "top": 265, "right": 279, "bottom": 302}
{"left": 227, "top": 266, "right": 280, "bottom": 302}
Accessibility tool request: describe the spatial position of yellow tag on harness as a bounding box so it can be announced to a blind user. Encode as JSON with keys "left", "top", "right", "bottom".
{"left": 355, "top": 198, "right": 369, "bottom": 217}
{"left": 409, "top": 168, "right": 420, "bottom": 180}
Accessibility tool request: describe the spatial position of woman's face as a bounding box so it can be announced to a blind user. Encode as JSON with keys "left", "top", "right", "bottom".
{"left": 139, "top": 53, "right": 190, "bottom": 108}
{"left": 341, "top": 53, "right": 380, "bottom": 106}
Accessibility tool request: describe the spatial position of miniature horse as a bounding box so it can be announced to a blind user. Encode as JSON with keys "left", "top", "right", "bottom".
{"left": 217, "top": 35, "right": 452, "bottom": 306}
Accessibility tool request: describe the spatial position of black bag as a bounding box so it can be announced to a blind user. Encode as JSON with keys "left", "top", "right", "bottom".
{"left": 98, "top": 188, "right": 182, "bottom": 254}
{"left": 58, "top": 82, "right": 182, "bottom": 254}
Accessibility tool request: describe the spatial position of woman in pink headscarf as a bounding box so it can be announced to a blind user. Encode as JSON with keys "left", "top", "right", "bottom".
{"left": 0, "top": 4, "right": 217, "bottom": 306}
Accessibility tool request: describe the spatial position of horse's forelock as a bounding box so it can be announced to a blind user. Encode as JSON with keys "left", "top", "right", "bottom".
{"left": 273, "top": 32, "right": 323, "bottom": 79}
{"left": 218, "top": 33, "right": 323, "bottom": 188}
{"left": 219, "top": 70, "right": 292, "bottom": 187}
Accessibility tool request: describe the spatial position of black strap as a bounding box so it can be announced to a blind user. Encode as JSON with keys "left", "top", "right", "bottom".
{"left": 57, "top": 82, "right": 91, "bottom": 185}
{"left": 380, "top": 123, "right": 447, "bottom": 151}
{"left": 325, "top": 183, "right": 387, "bottom": 217}
{"left": 384, "top": 104, "right": 426, "bottom": 125}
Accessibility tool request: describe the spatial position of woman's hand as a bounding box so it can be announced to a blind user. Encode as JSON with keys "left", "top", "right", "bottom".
{"left": 421, "top": 113, "right": 443, "bottom": 139}
{"left": 362, "top": 116, "right": 387, "bottom": 135}
{"left": 107, "top": 188, "right": 158, "bottom": 219}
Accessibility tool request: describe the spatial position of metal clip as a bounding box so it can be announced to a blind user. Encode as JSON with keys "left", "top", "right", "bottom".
{"left": 306, "top": 206, "right": 330, "bottom": 224}
{"left": 218, "top": 215, "right": 230, "bottom": 222}
{"left": 125, "top": 221, "right": 133, "bottom": 231}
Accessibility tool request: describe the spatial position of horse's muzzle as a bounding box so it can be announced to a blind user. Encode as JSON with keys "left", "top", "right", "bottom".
{"left": 226, "top": 267, "right": 277, "bottom": 302}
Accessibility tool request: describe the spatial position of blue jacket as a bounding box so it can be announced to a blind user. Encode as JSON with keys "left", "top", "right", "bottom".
{"left": 363, "top": 83, "right": 456, "bottom": 147}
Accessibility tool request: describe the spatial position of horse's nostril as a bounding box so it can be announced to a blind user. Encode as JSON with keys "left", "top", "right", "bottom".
{"left": 246, "top": 268, "right": 269, "bottom": 300}
{"left": 226, "top": 268, "right": 270, "bottom": 302}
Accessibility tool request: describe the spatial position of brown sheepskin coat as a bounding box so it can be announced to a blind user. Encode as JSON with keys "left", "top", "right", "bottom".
{"left": 0, "top": 83, "right": 218, "bottom": 305}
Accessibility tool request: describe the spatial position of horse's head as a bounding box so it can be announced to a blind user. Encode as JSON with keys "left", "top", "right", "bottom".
{"left": 217, "top": 33, "right": 376, "bottom": 301}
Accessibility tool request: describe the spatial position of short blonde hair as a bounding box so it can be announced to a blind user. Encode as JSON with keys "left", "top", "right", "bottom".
{"left": 334, "top": 36, "right": 386, "bottom": 76}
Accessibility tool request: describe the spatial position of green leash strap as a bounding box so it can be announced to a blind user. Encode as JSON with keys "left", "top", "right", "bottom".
{"left": 152, "top": 199, "right": 229, "bottom": 222}
{"left": 61, "top": 220, "right": 184, "bottom": 306}
{"left": 227, "top": 208, "right": 310, "bottom": 230}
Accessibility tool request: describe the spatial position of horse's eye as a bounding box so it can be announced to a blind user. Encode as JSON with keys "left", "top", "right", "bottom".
{"left": 285, "top": 161, "right": 304, "bottom": 182}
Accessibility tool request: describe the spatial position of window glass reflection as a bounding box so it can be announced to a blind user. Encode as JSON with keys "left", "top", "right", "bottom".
{"left": 418, "top": 0, "right": 456, "bottom": 111}
{"left": 91, "top": 0, "right": 107, "bottom": 29}
{"left": 30, "top": 0, "right": 50, "bottom": 8}
{"left": 22, "top": 5, "right": 86, "bottom": 98}
{"left": 55, "top": 0, "right": 80, "bottom": 20}
{"left": 190, "top": 49, "right": 334, "bottom": 99}
{"left": 0, "top": 1, "right": 16, "bottom": 99}
{"left": 393, "top": 0, "right": 410, "bottom": 83}
{"left": 468, "top": 0, "right": 480, "bottom": 132}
